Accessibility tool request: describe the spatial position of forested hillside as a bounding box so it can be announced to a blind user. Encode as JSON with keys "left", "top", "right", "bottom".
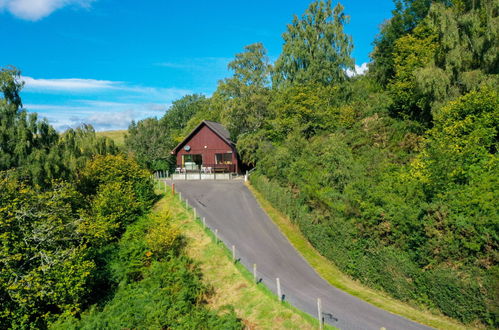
{"left": 0, "top": 67, "right": 241, "bottom": 328}
{"left": 126, "top": 0, "right": 498, "bottom": 326}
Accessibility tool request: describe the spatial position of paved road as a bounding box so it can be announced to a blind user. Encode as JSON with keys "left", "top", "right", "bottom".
{"left": 172, "top": 180, "right": 430, "bottom": 330}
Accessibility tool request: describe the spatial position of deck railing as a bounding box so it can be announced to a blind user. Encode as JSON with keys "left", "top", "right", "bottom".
{"left": 174, "top": 163, "right": 236, "bottom": 174}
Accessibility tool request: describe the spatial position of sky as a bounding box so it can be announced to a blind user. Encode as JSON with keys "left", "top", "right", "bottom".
{"left": 0, "top": 0, "right": 395, "bottom": 131}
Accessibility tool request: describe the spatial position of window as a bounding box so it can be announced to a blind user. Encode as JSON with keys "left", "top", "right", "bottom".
{"left": 215, "top": 152, "right": 232, "bottom": 164}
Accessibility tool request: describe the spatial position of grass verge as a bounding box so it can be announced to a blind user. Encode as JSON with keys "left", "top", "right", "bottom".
{"left": 245, "top": 181, "right": 469, "bottom": 330}
{"left": 155, "top": 182, "right": 333, "bottom": 329}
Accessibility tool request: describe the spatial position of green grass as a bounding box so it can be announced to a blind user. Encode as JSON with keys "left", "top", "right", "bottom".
{"left": 245, "top": 182, "right": 470, "bottom": 330}
{"left": 96, "top": 130, "right": 127, "bottom": 147}
{"left": 155, "top": 181, "right": 334, "bottom": 329}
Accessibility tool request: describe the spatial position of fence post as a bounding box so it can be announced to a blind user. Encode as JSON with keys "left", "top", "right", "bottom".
{"left": 232, "top": 245, "right": 235, "bottom": 262}
{"left": 317, "top": 298, "right": 323, "bottom": 330}
{"left": 193, "top": 207, "right": 196, "bottom": 219}
{"left": 202, "top": 217, "right": 206, "bottom": 228}
{"left": 172, "top": 183, "right": 175, "bottom": 195}
{"left": 253, "top": 264, "right": 257, "bottom": 283}
{"left": 276, "top": 278, "right": 281, "bottom": 302}
{"left": 215, "top": 229, "right": 218, "bottom": 243}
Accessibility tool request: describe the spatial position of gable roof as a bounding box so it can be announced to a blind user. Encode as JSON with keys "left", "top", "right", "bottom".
{"left": 171, "top": 120, "right": 235, "bottom": 154}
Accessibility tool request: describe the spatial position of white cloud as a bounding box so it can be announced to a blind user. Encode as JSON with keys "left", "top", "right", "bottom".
{"left": 346, "top": 62, "right": 369, "bottom": 77}
{"left": 22, "top": 76, "right": 192, "bottom": 100}
{"left": 22, "top": 76, "right": 118, "bottom": 91}
{"left": 0, "top": 0, "right": 94, "bottom": 21}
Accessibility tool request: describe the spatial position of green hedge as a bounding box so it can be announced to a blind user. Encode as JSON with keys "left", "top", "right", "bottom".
{"left": 250, "top": 173, "right": 496, "bottom": 326}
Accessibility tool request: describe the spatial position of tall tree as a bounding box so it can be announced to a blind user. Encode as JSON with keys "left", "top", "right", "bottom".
{"left": 370, "top": 0, "right": 441, "bottom": 86}
{"left": 272, "top": 0, "right": 354, "bottom": 87}
{"left": 216, "top": 43, "right": 272, "bottom": 140}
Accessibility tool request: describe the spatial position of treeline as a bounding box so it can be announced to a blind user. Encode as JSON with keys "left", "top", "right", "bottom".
{"left": 127, "top": 0, "right": 498, "bottom": 326}
{"left": 0, "top": 68, "right": 241, "bottom": 328}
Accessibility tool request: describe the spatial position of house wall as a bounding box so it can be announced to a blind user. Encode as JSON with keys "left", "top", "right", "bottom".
{"left": 175, "top": 125, "right": 239, "bottom": 172}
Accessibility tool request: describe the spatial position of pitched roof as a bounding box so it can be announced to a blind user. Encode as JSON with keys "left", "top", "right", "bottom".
{"left": 203, "top": 120, "right": 232, "bottom": 143}
{"left": 171, "top": 120, "right": 234, "bottom": 154}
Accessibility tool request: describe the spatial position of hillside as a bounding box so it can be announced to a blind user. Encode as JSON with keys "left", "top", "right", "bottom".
{"left": 96, "top": 129, "right": 127, "bottom": 147}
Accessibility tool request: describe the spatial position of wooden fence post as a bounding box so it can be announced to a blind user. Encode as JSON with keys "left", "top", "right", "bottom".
{"left": 276, "top": 278, "right": 281, "bottom": 302}
{"left": 317, "top": 298, "right": 323, "bottom": 330}
{"left": 253, "top": 264, "right": 257, "bottom": 283}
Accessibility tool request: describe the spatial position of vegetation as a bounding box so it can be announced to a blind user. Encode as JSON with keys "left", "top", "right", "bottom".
{"left": 246, "top": 182, "right": 466, "bottom": 329}
{"left": 124, "top": 0, "right": 498, "bottom": 327}
{"left": 0, "top": 69, "right": 241, "bottom": 328}
{"left": 2, "top": 0, "right": 498, "bottom": 327}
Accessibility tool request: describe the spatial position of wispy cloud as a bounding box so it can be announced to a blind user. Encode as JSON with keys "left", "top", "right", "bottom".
{"left": 22, "top": 76, "right": 191, "bottom": 98}
{"left": 346, "top": 62, "right": 369, "bottom": 77}
{"left": 0, "top": 0, "right": 95, "bottom": 21}
{"left": 22, "top": 76, "right": 118, "bottom": 91}
{"left": 155, "top": 57, "right": 231, "bottom": 72}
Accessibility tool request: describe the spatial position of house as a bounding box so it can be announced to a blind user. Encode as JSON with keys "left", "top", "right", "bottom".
{"left": 171, "top": 121, "right": 240, "bottom": 173}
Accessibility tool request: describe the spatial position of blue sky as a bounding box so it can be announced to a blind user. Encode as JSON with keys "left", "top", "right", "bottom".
{"left": 0, "top": 0, "right": 395, "bottom": 131}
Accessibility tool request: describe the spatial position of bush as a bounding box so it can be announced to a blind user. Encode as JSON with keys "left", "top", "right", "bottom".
{"left": 52, "top": 212, "right": 242, "bottom": 329}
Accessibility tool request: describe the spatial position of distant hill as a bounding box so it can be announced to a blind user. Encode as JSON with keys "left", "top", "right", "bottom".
{"left": 96, "top": 130, "right": 126, "bottom": 147}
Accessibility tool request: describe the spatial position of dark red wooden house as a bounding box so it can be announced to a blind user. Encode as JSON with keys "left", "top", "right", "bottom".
{"left": 171, "top": 121, "right": 240, "bottom": 173}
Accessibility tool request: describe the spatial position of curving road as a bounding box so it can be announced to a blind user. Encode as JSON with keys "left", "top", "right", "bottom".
{"left": 171, "top": 180, "right": 430, "bottom": 330}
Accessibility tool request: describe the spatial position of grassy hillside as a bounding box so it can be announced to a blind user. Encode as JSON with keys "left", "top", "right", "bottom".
{"left": 96, "top": 129, "right": 127, "bottom": 147}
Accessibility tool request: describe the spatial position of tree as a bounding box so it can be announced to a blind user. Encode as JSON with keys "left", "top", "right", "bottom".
{"left": 126, "top": 118, "right": 174, "bottom": 171}
{"left": 272, "top": 0, "right": 354, "bottom": 87}
{"left": 370, "top": 0, "right": 442, "bottom": 86}
{"left": 387, "top": 21, "right": 438, "bottom": 123}
{"left": 0, "top": 177, "right": 95, "bottom": 328}
{"left": 216, "top": 43, "right": 272, "bottom": 140}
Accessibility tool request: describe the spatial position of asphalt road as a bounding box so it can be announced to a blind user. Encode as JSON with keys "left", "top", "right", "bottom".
{"left": 171, "top": 180, "right": 430, "bottom": 330}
